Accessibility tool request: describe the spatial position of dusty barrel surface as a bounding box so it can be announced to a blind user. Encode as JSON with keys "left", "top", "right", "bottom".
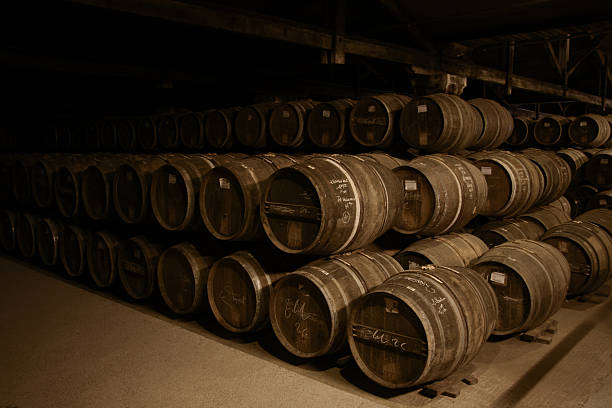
{"left": 117, "top": 118, "right": 138, "bottom": 151}
{"left": 81, "top": 157, "right": 125, "bottom": 221}
{"left": 533, "top": 115, "right": 569, "bottom": 147}
{"left": 505, "top": 117, "right": 533, "bottom": 148}
{"left": 118, "top": 235, "right": 162, "bottom": 300}
{"left": 518, "top": 206, "right": 571, "bottom": 231}
{"left": 136, "top": 116, "right": 158, "bottom": 151}
{"left": 30, "top": 155, "right": 61, "bottom": 209}
{"left": 307, "top": 98, "right": 356, "bottom": 149}
{"left": 584, "top": 149, "right": 612, "bottom": 189}
{"left": 88, "top": 230, "right": 121, "bottom": 289}
{"left": 542, "top": 221, "right": 612, "bottom": 296}
{"left": 113, "top": 155, "right": 167, "bottom": 224}
{"left": 235, "top": 102, "right": 278, "bottom": 148}
{"left": 16, "top": 213, "right": 38, "bottom": 258}
{"left": 475, "top": 218, "right": 544, "bottom": 248}
{"left": 521, "top": 149, "right": 572, "bottom": 205}
{"left": 358, "top": 152, "right": 410, "bottom": 170}
{"left": 472, "top": 239, "right": 570, "bottom": 335}
{"left": 546, "top": 196, "right": 572, "bottom": 218}
{"left": 60, "top": 224, "right": 91, "bottom": 278}
{"left": 568, "top": 114, "right": 611, "bottom": 147}
{"left": 400, "top": 93, "right": 478, "bottom": 152}
{"left": 260, "top": 154, "right": 402, "bottom": 255}
{"left": 157, "top": 242, "right": 216, "bottom": 315}
{"left": 269, "top": 100, "right": 318, "bottom": 148}
{"left": 394, "top": 233, "right": 488, "bottom": 269}
{"left": 348, "top": 265, "right": 497, "bottom": 389}
{"left": 556, "top": 148, "right": 588, "bottom": 180}
{"left": 468, "top": 98, "right": 514, "bottom": 150}
{"left": 350, "top": 93, "right": 411, "bottom": 148}
{"left": 393, "top": 154, "right": 487, "bottom": 235}
{"left": 205, "top": 107, "right": 240, "bottom": 150}
{"left": 150, "top": 153, "right": 244, "bottom": 231}
{"left": 269, "top": 250, "right": 404, "bottom": 358}
{"left": 0, "top": 210, "right": 18, "bottom": 252}
{"left": 179, "top": 111, "right": 206, "bottom": 150}
{"left": 201, "top": 153, "right": 298, "bottom": 241}
{"left": 36, "top": 217, "right": 64, "bottom": 266}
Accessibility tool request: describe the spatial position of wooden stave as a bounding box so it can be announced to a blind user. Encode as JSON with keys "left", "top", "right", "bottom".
{"left": 568, "top": 114, "right": 611, "bottom": 147}
{"left": 136, "top": 116, "right": 158, "bottom": 151}
{"left": 234, "top": 103, "right": 278, "bottom": 148}
{"left": 557, "top": 148, "right": 589, "bottom": 179}
{"left": 269, "top": 100, "right": 318, "bottom": 148}
{"left": 546, "top": 196, "right": 573, "bottom": 218}
{"left": 54, "top": 156, "right": 98, "bottom": 218}
{"left": 587, "top": 189, "right": 612, "bottom": 210}
{"left": 269, "top": 250, "right": 404, "bottom": 358}
{"left": 30, "top": 155, "right": 61, "bottom": 209}
{"left": 200, "top": 153, "right": 299, "bottom": 241}
{"left": 542, "top": 220, "right": 612, "bottom": 296}
{"left": 205, "top": 107, "right": 241, "bottom": 150}
{"left": 157, "top": 242, "right": 216, "bottom": 315}
{"left": 11, "top": 156, "right": 36, "bottom": 207}
{"left": 81, "top": 157, "right": 126, "bottom": 221}
{"left": 350, "top": 93, "right": 412, "bottom": 148}
{"left": 583, "top": 149, "right": 612, "bottom": 190}
{"left": 157, "top": 114, "right": 181, "bottom": 151}
{"left": 357, "top": 152, "right": 410, "bottom": 170}
{"left": 576, "top": 208, "right": 612, "bottom": 237}
{"left": 179, "top": 111, "right": 207, "bottom": 150}
{"left": 60, "top": 224, "right": 91, "bottom": 278}
{"left": 36, "top": 217, "right": 65, "bottom": 266}
{"left": 260, "top": 154, "right": 402, "bottom": 255}
{"left": 0, "top": 210, "right": 18, "bottom": 252}
{"left": 16, "top": 213, "right": 38, "bottom": 258}
{"left": 87, "top": 230, "right": 121, "bottom": 289}
{"left": 117, "top": 118, "right": 138, "bottom": 151}
{"left": 118, "top": 235, "right": 162, "bottom": 300}
{"left": 533, "top": 115, "right": 570, "bottom": 147}
{"left": 394, "top": 233, "right": 488, "bottom": 269}
{"left": 505, "top": 117, "right": 533, "bottom": 148}
{"left": 347, "top": 265, "right": 497, "bottom": 389}
{"left": 472, "top": 239, "right": 570, "bottom": 335}
{"left": 307, "top": 98, "right": 356, "bottom": 149}
{"left": 474, "top": 218, "right": 545, "bottom": 248}
{"left": 564, "top": 185, "right": 598, "bottom": 218}
{"left": 521, "top": 149, "right": 571, "bottom": 205}
{"left": 468, "top": 98, "right": 514, "bottom": 150}
{"left": 518, "top": 206, "right": 571, "bottom": 231}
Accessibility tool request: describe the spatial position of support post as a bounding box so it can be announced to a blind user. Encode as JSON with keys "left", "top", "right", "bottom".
{"left": 506, "top": 41, "right": 515, "bottom": 96}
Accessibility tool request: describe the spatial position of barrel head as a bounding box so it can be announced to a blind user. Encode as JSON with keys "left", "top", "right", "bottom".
{"left": 308, "top": 103, "right": 342, "bottom": 148}
{"left": 350, "top": 97, "right": 391, "bottom": 146}
{"left": 152, "top": 165, "right": 190, "bottom": 230}
{"left": 235, "top": 106, "right": 264, "bottom": 147}
{"left": 270, "top": 104, "right": 301, "bottom": 146}
{"left": 392, "top": 167, "right": 435, "bottom": 234}
{"left": 476, "top": 160, "right": 511, "bottom": 214}
{"left": 158, "top": 248, "right": 197, "bottom": 314}
{"left": 202, "top": 167, "right": 245, "bottom": 240}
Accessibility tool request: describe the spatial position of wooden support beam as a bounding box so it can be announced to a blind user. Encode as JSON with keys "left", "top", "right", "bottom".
{"left": 559, "top": 35, "right": 570, "bottom": 93}
{"left": 546, "top": 41, "right": 562, "bottom": 76}
{"left": 506, "top": 41, "right": 515, "bottom": 96}
{"left": 68, "top": 0, "right": 612, "bottom": 108}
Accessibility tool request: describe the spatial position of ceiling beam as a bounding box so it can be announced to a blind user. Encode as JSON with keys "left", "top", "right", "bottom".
{"left": 68, "top": 0, "right": 612, "bottom": 107}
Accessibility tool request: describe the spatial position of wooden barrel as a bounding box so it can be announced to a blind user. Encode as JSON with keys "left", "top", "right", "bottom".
{"left": 157, "top": 242, "right": 216, "bottom": 314}
{"left": 136, "top": 116, "right": 158, "bottom": 151}
{"left": 113, "top": 155, "right": 167, "bottom": 224}
{"left": 11, "top": 156, "right": 35, "bottom": 207}
{"left": 399, "top": 93, "right": 479, "bottom": 152}
{"left": 269, "top": 100, "right": 318, "bottom": 148}
{"left": 55, "top": 156, "right": 97, "bottom": 218}
{"left": 30, "top": 155, "right": 60, "bottom": 209}
{"left": 542, "top": 221, "right": 612, "bottom": 296}
{"left": 207, "top": 247, "right": 310, "bottom": 333}
{"left": 270, "top": 250, "right": 404, "bottom": 358}
{"left": 157, "top": 114, "right": 181, "bottom": 150}
{"left": 519, "top": 206, "right": 571, "bottom": 231}
{"left": 505, "top": 117, "right": 533, "bottom": 148}
{"left": 116, "top": 118, "right": 138, "bottom": 152}
{"left": 393, "top": 154, "right": 487, "bottom": 235}
{"left": 0, "top": 158, "right": 14, "bottom": 207}
{"left": 533, "top": 115, "right": 569, "bottom": 147}
{"left": 546, "top": 196, "right": 572, "bottom": 218}
{"left": 307, "top": 98, "right": 356, "bottom": 149}
{"left": 568, "top": 114, "right": 611, "bottom": 147}
{"left": 394, "top": 233, "right": 488, "bottom": 269}
{"left": 583, "top": 149, "right": 612, "bottom": 189}
{"left": 179, "top": 112, "right": 206, "bottom": 150}
{"left": 350, "top": 93, "right": 412, "bottom": 148}
{"left": 587, "top": 189, "right": 612, "bottom": 210}
{"left": 235, "top": 102, "right": 278, "bottom": 148}
{"left": 205, "top": 107, "right": 240, "bottom": 150}
{"left": 36, "top": 217, "right": 64, "bottom": 266}
{"left": 16, "top": 213, "right": 38, "bottom": 258}
{"left": 475, "top": 218, "right": 544, "bottom": 248}
{"left": 100, "top": 120, "right": 118, "bottom": 151}
{"left": 0, "top": 210, "right": 18, "bottom": 252}
{"left": 576, "top": 208, "right": 612, "bottom": 237}
{"left": 87, "top": 230, "right": 121, "bottom": 289}
{"left": 358, "top": 152, "right": 410, "bottom": 170}
{"left": 81, "top": 157, "right": 126, "bottom": 221}
{"left": 557, "top": 148, "right": 588, "bottom": 180}
{"left": 468, "top": 98, "right": 514, "bottom": 150}
{"left": 582, "top": 148, "right": 603, "bottom": 158}
{"left": 118, "top": 235, "right": 162, "bottom": 300}
{"left": 348, "top": 265, "right": 497, "bottom": 389}
{"left": 261, "top": 154, "right": 402, "bottom": 255}
{"left": 472, "top": 240, "right": 570, "bottom": 335}
{"left": 60, "top": 224, "right": 91, "bottom": 277}
{"left": 522, "top": 148, "right": 572, "bottom": 205}
{"left": 201, "top": 153, "right": 299, "bottom": 241}
{"left": 564, "top": 185, "right": 598, "bottom": 218}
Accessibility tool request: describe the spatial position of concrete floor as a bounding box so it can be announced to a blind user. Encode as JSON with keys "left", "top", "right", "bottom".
{"left": 1, "top": 255, "right": 612, "bottom": 408}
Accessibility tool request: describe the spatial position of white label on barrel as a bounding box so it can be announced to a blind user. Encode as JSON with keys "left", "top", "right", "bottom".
{"left": 417, "top": 105, "right": 427, "bottom": 113}
{"left": 168, "top": 174, "right": 176, "bottom": 184}
{"left": 544, "top": 122, "right": 550, "bottom": 127}
{"left": 367, "top": 105, "right": 376, "bottom": 113}
{"left": 490, "top": 272, "right": 507, "bottom": 286}
{"left": 601, "top": 199, "right": 607, "bottom": 206}
{"left": 580, "top": 121, "right": 587, "bottom": 127}
{"left": 404, "top": 180, "right": 417, "bottom": 191}
{"left": 219, "top": 178, "right": 230, "bottom": 190}
{"left": 384, "top": 298, "right": 399, "bottom": 314}
{"left": 558, "top": 241, "right": 568, "bottom": 253}
{"left": 408, "top": 261, "right": 421, "bottom": 269}
{"left": 282, "top": 110, "right": 290, "bottom": 118}
{"left": 481, "top": 167, "right": 492, "bottom": 175}
{"left": 602, "top": 159, "right": 609, "bottom": 164}
{"left": 322, "top": 110, "right": 331, "bottom": 118}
